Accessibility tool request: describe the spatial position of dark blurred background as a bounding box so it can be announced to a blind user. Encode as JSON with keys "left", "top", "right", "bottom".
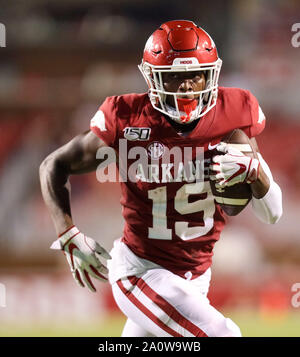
{"left": 0, "top": 0, "right": 300, "bottom": 336}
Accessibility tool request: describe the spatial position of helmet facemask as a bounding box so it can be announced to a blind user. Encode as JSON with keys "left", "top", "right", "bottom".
{"left": 138, "top": 58, "right": 222, "bottom": 124}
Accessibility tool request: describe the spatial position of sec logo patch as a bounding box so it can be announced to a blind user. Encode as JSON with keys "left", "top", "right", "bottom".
{"left": 147, "top": 141, "right": 165, "bottom": 160}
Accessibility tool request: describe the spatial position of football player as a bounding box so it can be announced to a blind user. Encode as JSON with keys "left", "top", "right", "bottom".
{"left": 40, "top": 20, "right": 282, "bottom": 337}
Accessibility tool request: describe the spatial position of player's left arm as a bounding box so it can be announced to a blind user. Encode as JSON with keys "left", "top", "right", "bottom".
{"left": 249, "top": 137, "right": 282, "bottom": 224}
{"left": 211, "top": 136, "right": 282, "bottom": 224}
{"left": 248, "top": 137, "right": 270, "bottom": 198}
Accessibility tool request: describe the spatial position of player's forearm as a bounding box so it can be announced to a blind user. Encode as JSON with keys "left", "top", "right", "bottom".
{"left": 250, "top": 153, "right": 282, "bottom": 224}
{"left": 39, "top": 155, "right": 74, "bottom": 235}
{"left": 251, "top": 180, "right": 282, "bottom": 224}
{"left": 250, "top": 165, "right": 270, "bottom": 199}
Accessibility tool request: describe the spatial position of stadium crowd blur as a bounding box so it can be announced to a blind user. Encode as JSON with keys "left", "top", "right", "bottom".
{"left": 0, "top": 0, "right": 300, "bottom": 330}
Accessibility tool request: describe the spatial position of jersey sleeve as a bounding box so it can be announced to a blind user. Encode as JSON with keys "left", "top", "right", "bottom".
{"left": 90, "top": 96, "right": 118, "bottom": 149}
{"left": 244, "top": 91, "right": 266, "bottom": 138}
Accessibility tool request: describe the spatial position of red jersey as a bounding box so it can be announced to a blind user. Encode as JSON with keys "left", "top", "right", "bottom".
{"left": 90, "top": 87, "right": 265, "bottom": 279}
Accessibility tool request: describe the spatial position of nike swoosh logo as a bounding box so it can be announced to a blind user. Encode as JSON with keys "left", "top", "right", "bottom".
{"left": 224, "top": 163, "right": 247, "bottom": 184}
{"left": 208, "top": 142, "right": 219, "bottom": 150}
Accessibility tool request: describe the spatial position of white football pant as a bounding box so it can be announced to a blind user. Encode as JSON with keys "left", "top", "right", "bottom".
{"left": 111, "top": 268, "right": 241, "bottom": 337}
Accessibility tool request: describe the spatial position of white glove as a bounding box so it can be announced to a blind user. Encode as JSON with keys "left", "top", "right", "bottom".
{"left": 209, "top": 143, "right": 260, "bottom": 187}
{"left": 50, "top": 226, "right": 111, "bottom": 292}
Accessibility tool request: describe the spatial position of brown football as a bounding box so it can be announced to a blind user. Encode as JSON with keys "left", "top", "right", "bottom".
{"left": 209, "top": 129, "right": 258, "bottom": 216}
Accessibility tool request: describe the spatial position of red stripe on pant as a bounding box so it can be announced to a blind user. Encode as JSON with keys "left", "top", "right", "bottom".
{"left": 116, "top": 279, "right": 183, "bottom": 337}
{"left": 128, "top": 276, "right": 208, "bottom": 337}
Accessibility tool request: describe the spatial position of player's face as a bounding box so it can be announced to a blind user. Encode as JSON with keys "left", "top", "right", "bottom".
{"left": 162, "top": 71, "right": 206, "bottom": 107}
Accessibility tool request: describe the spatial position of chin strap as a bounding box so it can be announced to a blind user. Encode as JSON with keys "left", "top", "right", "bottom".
{"left": 177, "top": 98, "right": 198, "bottom": 123}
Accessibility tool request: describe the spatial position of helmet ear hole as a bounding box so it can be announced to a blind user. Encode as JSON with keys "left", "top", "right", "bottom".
{"left": 144, "top": 64, "right": 151, "bottom": 76}
{"left": 140, "top": 63, "right": 155, "bottom": 89}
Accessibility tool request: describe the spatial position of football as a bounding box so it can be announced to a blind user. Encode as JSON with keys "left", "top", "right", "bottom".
{"left": 209, "top": 129, "right": 258, "bottom": 216}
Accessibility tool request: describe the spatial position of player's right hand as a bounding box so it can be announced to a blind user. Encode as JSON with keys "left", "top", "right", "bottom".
{"left": 50, "top": 226, "right": 111, "bottom": 292}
